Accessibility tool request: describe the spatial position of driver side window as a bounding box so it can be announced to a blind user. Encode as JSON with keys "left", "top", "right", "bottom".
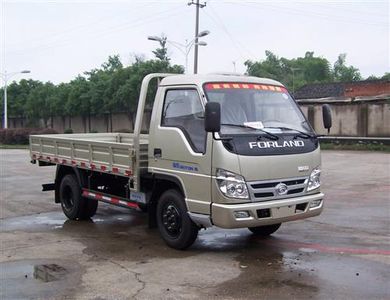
{"left": 161, "top": 89, "right": 206, "bottom": 153}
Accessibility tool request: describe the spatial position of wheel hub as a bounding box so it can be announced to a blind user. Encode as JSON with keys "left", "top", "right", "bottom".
{"left": 162, "top": 204, "right": 181, "bottom": 237}
{"left": 62, "top": 186, "right": 74, "bottom": 210}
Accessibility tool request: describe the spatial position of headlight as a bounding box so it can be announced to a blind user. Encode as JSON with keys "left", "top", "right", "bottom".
{"left": 307, "top": 167, "right": 321, "bottom": 191}
{"left": 216, "top": 169, "right": 249, "bottom": 199}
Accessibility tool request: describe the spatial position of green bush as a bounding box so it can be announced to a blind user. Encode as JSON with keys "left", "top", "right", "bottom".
{"left": 64, "top": 128, "right": 73, "bottom": 134}
{"left": 38, "top": 128, "right": 58, "bottom": 134}
{"left": 0, "top": 128, "right": 58, "bottom": 145}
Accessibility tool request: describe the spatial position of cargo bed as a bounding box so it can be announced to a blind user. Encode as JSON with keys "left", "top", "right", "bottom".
{"left": 29, "top": 133, "right": 149, "bottom": 180}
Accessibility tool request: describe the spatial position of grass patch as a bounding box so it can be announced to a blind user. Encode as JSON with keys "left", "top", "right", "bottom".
{"left": 0, "top": 144, "right": 29, "bottom": 149}
{"left": 320, "top": 142, "right": 390, "bottom": 152}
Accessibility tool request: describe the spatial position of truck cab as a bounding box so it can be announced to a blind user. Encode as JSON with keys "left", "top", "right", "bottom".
{"left": 147, "top": 74, "right": 331, "bottom": 247}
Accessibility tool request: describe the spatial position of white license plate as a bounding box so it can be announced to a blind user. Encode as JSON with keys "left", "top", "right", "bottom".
{"left": 272, "top": 205, "right": 295, "bottom": 218}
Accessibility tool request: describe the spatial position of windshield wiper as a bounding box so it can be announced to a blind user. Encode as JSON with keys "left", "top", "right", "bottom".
{"left": 221, "top": 123, "right": 279, "bottom": 140}
{"left": 265, "top": 126, "right": 316, "bottom": 139}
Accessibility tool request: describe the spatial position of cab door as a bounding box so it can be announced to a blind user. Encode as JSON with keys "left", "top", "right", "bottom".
{"left": 148, "top": 85, "right": 212, "bottom": 215}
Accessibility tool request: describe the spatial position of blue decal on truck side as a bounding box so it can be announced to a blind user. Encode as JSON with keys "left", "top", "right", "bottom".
{"left": 172, "top": 162, "right": 198, "bottom": 172}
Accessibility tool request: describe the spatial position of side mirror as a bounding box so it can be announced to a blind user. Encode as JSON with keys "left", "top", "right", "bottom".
{"left": 205, "top": 102, "right": 221, "bottom": 133}
{"left": 322, "top": 104, "right": 332, "bottom": 134}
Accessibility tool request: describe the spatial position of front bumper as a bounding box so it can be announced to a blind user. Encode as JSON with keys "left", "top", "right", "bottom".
{"left": 211, "top": 192, "right": 324, "bottom": 229}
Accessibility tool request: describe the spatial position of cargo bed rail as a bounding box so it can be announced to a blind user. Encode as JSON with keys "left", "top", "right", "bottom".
{"left": 30, "top": 133, "right": 149, "bottom": 180}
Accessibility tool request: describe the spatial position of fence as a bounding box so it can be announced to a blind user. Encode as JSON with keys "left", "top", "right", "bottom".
{"left": 297, "top": 96, "right": 389, "bottom": 137}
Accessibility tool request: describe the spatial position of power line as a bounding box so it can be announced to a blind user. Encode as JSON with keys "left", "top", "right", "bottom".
{"left": 5, "top": 0, "right": 189, "bottom": 3}
{"left": 311, "top": 3, "right": 388, "bottom": 18}
{"left": 218, "top": 0, "right": 388, "bottom": 4}
{"left": 205, "top": 3, "right": 257, "bottom": 60}
{"left": 7, "top": 5, "right": 188, "bottom": 56}
{"left": 226, "top": 1, "right": 388, "bottom": 27}
{"left": 7, "top": 2, "right": 158, "bottom": 47}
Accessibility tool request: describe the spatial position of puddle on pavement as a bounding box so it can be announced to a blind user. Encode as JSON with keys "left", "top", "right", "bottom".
{"left": 207, "top": 232, "right": 390, "bottom": 299}
{"left": 3, "top": 208, "right": 389, "bottom": 299}
{"left": 0, "top": 260, "right": 82, "bottom": 299}
{"left": 1, "top": 213, "right": 66, "bottom": 231}
{"left": 1, "top": 207, "right": 145, "bottom": 233}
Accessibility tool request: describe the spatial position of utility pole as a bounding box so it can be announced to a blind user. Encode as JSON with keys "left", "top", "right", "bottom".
{"left": 3, "top": 72, "right": 7, "bottom": 129}
{"left": 189, "top": 0, "right": 206, "bottom": 74}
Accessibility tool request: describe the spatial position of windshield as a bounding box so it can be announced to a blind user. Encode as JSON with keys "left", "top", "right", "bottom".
{"left": 204, "top": 82, "right": 312, "bottom": 135}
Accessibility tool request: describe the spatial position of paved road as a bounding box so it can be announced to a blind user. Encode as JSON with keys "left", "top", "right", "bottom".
{"left": 1, "top": 149, "right": 389, "bottom": 299}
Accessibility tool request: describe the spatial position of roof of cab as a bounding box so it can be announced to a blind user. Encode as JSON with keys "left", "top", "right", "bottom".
{"left": 159, "top": 74, "right": 284, "bottom": 87}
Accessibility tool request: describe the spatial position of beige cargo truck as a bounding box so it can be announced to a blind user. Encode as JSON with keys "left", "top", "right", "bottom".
{"left": 30, "top": 73, "right": 332, "bottom": 249}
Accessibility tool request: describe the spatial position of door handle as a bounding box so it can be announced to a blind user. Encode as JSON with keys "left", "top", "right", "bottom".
{"left": 154, "top": 148, "right": 162, "bottom": 159}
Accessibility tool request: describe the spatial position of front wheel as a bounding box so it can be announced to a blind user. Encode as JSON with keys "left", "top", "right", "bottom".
{"left": 156, "top": 189, "right": 199, "bottom": 250}
{"left": 248, "top": 223, "right": 281, "bottom": 236}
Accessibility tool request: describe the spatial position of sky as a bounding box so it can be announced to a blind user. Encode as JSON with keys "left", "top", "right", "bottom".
{"left": 1, "top": 0, "right": 389, "bottom": 84}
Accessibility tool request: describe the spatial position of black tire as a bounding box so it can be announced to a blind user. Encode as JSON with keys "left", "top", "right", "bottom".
{"left": 248, "top": 223, "right": 281, "bottom": 236}
{"left": 82, "top": 198, "right": 98, "bottom": 219}
{"left": 59, "top": 174, "right": 98, "bottom": 220}
{"left": 156, "top": 189, "right": 199, "bottom": 250}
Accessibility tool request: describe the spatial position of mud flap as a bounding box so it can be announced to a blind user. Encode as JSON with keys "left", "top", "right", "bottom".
{"left": 42, "top": 183, "right": 55, "bottom": 192}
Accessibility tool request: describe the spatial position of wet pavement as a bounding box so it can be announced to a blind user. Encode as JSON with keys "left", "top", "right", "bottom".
{"left": 1, "top": 149, "right": 389, "bottom": 299}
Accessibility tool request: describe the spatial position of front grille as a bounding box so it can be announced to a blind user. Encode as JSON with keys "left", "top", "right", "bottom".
{"left": 254, "top": 192, "right": 274, "bottom": 198}
{"left": 248, "top": 176, "right": 308, "bottom": 202}
{"left": 251, "top": 179, "right": 305, "bottom": 189}
{"left": 287, "top": 188, "right": 304, "bottom": 194}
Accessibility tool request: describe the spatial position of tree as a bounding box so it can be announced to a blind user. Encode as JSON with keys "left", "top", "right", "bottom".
{"left": 51, "top": 83, "right": 70, "bottom": 129}
{"left": 245, "top": 51, "right": 286, "bottom": 82}
{"left": 102, "top": 55, "right": 123, "bottom": 72}
{"left": 66, "top": 76, "right": 91, "bottom": 132}
{"left": 25, "top": 82, "right": 56, "bottom": 127}
{"left": 245, "top": 51, "right": 332, "bottom": 90}
{"left": 333, "top": 53, "right": 362, "bottom": 82}
{"left": 366, "top": 75, "right": 380, "bottom": 80}
{"left": 246, "top": 51, "right": 364, "bottom": 90}
{"left": 152, "top": 35, "right": 170, "bottom": 62}
{"left": 381, "top": 73, "right": 390, "bottom": 80}
{"left": 3, "top": 79, "right": 42, "bottom": 123}
{"left": 4, "top": 50, "right": 384, "bottom": 131}
{"left": 114, "top": 58, "right": 183, "bottom": 128}
{"left": 295, "top": 52, "right": 332, "bottom": 83}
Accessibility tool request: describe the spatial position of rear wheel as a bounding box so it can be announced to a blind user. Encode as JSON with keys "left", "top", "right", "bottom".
{"left": 156, "top": 189, "right": 199, "bottom": 250}
{"left": 248, "top": 223, "right": 281, "bottom": 236}
{"left": 59, "top": 174, "right": 98, "bottom": 220}
{"left": 82, "top": 197, "right": 98, "bottom": 219}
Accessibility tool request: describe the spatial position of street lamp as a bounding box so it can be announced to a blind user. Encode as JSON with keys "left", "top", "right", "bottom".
{"left": 0, "top": 70, "right": 31, "bottom": 129}
{"left": 148, "top": 30, "right": 210, "bottom": 74}
{"left": 193, "top": 30, "right": 209, "bottom": 74}
{"left": 197, "top": 30, "right": 210, "bottom": 38}
{"left": 147, "top": 36, "right": 161, "bottom": 42}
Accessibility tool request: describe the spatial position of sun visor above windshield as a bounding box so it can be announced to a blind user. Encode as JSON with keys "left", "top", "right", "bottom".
{"left": 204, "top": 83, "right": 287, "bottom": 93}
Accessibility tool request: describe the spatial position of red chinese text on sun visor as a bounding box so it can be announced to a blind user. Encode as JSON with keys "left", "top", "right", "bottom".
{"left": 204, "top": 82, "right": 287, "bottom": 93}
